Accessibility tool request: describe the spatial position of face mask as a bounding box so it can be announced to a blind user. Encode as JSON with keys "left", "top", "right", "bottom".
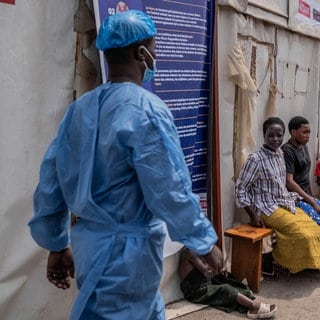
{"left": 141, "top": 46, "right": 157, "bottom": 83}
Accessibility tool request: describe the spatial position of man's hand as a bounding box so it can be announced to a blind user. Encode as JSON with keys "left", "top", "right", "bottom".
{"left": 47, "top": 247, "right": 74, "bottom": 290}
{"left": 250, "top": 214, "right": 265, "bottom": 228}
{"left": 201, "top": 245, "right": 223, "bottom": 276}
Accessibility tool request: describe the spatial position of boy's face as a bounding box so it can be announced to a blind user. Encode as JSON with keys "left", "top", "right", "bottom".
{"left": 292, "top": 124, "right": 310, "bottom": 145}
{"left": 264, "top": 124, "right": 284, "bottom": 151}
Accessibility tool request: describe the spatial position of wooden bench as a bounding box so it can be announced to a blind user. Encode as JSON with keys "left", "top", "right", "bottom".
{"left": 224, "top": 224, "right": 273, "bottom": 293}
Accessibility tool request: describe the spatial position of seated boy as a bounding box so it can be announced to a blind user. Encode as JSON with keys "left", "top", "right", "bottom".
{"left": 179, "top": 246, "right": 277, "bottom": 319}
{"left": 281, "top": 116, "right": 320, "bottom": 224}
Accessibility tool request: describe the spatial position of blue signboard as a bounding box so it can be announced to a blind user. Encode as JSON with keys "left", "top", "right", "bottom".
{"left": 93, "top": 0, "right": 214, "bottom": 206}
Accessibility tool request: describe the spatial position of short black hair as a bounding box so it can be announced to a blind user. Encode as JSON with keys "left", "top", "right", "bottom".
{"left": 288, "top": 116, "right": 309, "bottom": 133}
{"left": 263, "top": 117, "right": 285, "bottom": 135}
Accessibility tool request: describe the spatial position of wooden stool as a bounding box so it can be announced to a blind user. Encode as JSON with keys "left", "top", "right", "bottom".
{"left": 224, "top": 224, "right": 273, "bottom": 293}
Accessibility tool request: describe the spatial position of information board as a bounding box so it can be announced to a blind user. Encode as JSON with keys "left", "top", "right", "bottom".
{"left": 93, "top": 0, "right": 214, "bottom": 203}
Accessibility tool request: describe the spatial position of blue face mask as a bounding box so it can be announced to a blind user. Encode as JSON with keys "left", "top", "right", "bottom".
{"left": 141, "top": 46, "right": 157, "bottom": 83}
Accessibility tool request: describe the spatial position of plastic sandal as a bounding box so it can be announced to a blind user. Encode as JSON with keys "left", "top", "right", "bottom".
{"left": 247, "top": 302, "right": 277, "bottom": 319}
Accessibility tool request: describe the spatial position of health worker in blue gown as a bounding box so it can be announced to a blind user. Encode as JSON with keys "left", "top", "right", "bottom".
{"left": 28, "top": 9, "right": 222, "bottom": 320}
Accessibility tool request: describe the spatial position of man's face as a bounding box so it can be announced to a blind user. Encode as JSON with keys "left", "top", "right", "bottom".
{"left": 292, "top": 124, "right": 310, "bottom": 145}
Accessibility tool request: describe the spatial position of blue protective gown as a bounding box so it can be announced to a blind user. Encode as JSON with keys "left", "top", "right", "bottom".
{"left": 28, "top": 82, "right": 218, "bottom": 320}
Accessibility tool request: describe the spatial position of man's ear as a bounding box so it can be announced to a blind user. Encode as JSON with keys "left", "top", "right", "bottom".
{"left": 135, "top": 45, "right": 146, "bottom": 62}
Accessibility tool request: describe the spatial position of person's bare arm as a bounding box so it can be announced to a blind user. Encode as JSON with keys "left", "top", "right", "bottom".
{"left": 185, "top": 249, "right": 213, "bottom": 275}
{"left": 286, "top": 172, "right": 320, "bottom": 212}
{"left": 180, "top": 245, "right": 223, "bottom": 278}
{"left": 201, "top": 245, "right": 223, "bottom": 276}
{"left": 243, "top": 206, "right": 265, "bottom": 227}
{"left": 178, "top": 248, "right": 198, "bottom": 281}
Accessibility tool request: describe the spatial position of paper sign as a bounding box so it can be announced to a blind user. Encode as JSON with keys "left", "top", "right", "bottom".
{"left": 0, "top": 0, "right": 15, "bottom": 4}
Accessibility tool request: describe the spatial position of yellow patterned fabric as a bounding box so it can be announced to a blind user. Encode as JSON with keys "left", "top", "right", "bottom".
{"left": 261, "top": 207, "right": 320, "bottom": 273}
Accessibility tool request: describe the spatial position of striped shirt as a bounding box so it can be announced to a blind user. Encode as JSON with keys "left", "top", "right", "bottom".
{"left": 235, "top": 146, "right": 298, "bottom": 216}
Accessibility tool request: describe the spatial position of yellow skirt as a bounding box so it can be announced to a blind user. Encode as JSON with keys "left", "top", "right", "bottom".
{"left": 261, "top": 207, "right": 320, "bottom": 273}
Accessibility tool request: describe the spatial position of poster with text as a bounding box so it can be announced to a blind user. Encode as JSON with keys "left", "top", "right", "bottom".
{"left": 93, "top": 0, "right": 214, "bottom": 207}
{"left": 289, "top": 0, "right": 320, "bottom": 38}
{"left": 296, "top": 0, "right": 320, "bottom": 23}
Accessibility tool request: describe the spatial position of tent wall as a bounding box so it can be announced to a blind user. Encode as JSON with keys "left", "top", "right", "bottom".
{"left": 217, "top": 2, "right": 320, "bottom": 260}
{"left": 0, "top": 1, "right": 78, "bottom": 319}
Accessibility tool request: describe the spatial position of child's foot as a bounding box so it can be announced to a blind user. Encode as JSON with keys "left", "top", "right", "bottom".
{"left": 247, "top": 302, "right": 277, "bottom": 319}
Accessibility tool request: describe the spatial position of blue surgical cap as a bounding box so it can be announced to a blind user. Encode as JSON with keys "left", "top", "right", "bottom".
{"left": 96, "top": 10, "right": 157, "bottom": 51}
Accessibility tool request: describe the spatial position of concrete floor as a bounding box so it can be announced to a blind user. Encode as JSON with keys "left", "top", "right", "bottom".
{"left": 166, "top": 269, "right": 320, "bottom": 320}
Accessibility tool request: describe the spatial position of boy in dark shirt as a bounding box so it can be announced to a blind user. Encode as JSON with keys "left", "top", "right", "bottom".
{"left": 281, "top": 116, "right": 320, "bottom": 224}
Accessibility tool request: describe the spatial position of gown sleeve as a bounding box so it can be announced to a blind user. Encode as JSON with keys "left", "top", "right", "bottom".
{"left": 130, "top": 104, "right": 218, "bottom": 255}
{"left": 28, "top": 127, "right": 70, "bottom": 252}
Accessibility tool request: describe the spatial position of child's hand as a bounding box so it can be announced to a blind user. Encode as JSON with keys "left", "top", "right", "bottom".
{"left": 202, "top": 245, "right": 223, "bottom": 276}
